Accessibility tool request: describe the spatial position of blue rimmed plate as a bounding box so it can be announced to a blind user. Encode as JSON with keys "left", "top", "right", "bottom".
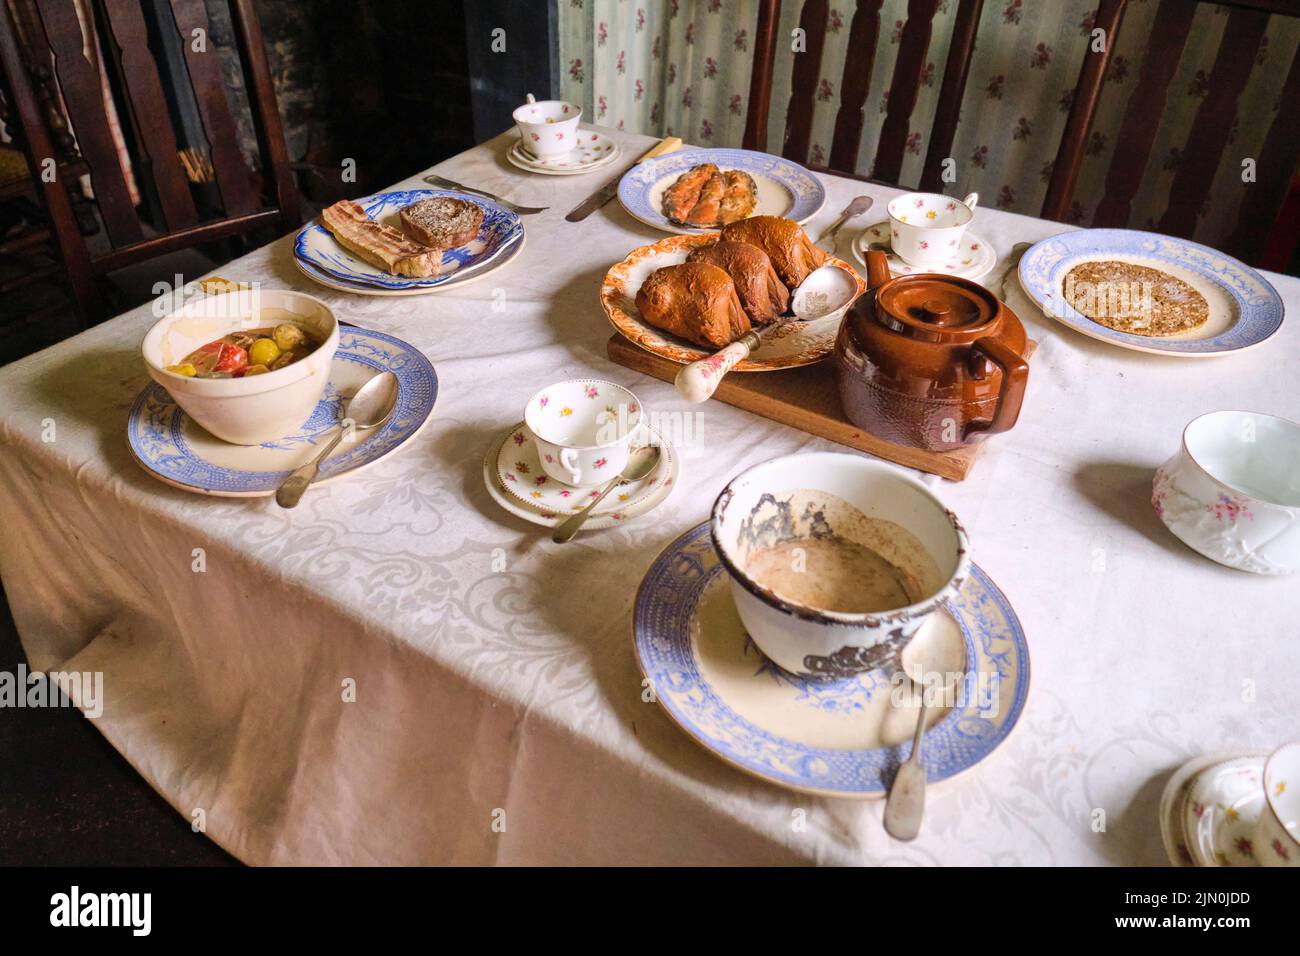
{"left": 1018, "top": 228, "right": 1284, "bottom": 357}
{"left": 617, "top": 147, "right": 826, "bottom": 235}
{"left": 128, "top": 328, "right": 437, "bottom": 496}
{"left": 294, "top": 189, "right": 524, "bottom": 291}
{"left": 293, "top": 228, "right": 526, "bottom": 297}
{"left": 633, "top": 522, "right": 1030, "bottom": 798}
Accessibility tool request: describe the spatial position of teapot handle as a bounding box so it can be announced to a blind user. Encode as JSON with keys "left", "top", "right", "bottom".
{"left": 965, "top": 337, "right": 1028, "bottom": 439}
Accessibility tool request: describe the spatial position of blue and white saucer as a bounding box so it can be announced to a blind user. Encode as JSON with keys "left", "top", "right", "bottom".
{"left": 128, "top": 328, "right": 437, "bottom": 496}
{"left": 1018, "top": 228, "right": 1284, "bottom": 357}
{"left": 617, "top": 147, "right": 826, "bottom": 235}
{"left": 633, "top": 522, "right": 1030, "bottom": 798}
{"left": 294, "top": 188, "right": 524, "bottom": 291}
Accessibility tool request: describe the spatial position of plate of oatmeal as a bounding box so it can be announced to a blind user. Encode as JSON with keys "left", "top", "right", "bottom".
{"left": 1017, "top": 228, "right": 1283, "bottom": 356}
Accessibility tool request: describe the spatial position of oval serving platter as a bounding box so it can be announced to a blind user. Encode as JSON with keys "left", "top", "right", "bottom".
{"left": 617, "top": 147, "right": 826, "bottom": 235}
{"left": 128, "top": 327, "right": 437, "bottom": 496}
{"left": 634, "top": 522, "right": 1030, "bottom": 798}
{"left": 295, "top": 188, "right": 524, "bottom": 292}
{"left": 601, "top": 233, "right": 865, "bottom": 370}
{"left": 1018, "top": 228, "right": 1284, "bottom": 357}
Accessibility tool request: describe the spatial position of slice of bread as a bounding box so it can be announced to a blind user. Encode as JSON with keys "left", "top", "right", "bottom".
{"left": 399, "top": 197, "right": 484, "bottom": 251}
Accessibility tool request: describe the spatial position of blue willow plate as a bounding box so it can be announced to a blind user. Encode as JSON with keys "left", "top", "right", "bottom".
{"left": 128, "top": 328, "right": 437, "bottom": 496}
{"left": 294, "top": 188, "right": 524, "bottom": 291}
{"left": 1018, "top": 228, "right": 1284, "bottom": 356}
{"left": 633, "top": 522, "right": 1030, "bottom": 797}
{"left": 617, "top": 147, "right": 826, "bottom": 234}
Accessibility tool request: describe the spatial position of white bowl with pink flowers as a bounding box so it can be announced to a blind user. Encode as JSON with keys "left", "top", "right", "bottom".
{"left": 512, "top": 96, "right": 582, "bottom": 159}
{"left": 1152, "top": 410, "right": 1300, "bottom": 575}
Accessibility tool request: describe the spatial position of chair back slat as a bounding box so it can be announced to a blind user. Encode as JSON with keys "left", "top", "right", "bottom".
{"left": 781, "top": 0, "right": 829, "bottom": 162}
{"left": 742, "top": 0, "right": 781, "bottom": 151}
{"left": 1041, "top": 0, "right": 1128, "bottom": 221}
{"left": 918, "top": 0, "right": 982, "bottom": 192}
{"left": 1158, "top": 6, "right": 1270, "bottom": 238}
{"left": 167, "top": 0, "right": 259, "bottom": 217}
{"left": 1091, "top": 0, "right": 1193, "bottom": 227}
{"left": 827, "top": 0, "right": 884, "bottom": 173}
{"left": 99, "top": 0, "right": 199, "bottom": 231}
{"left": 871, "top": 0, "right": 941, "bottom": 184}
{"left": 33, "top": 0, "right": 143, "bottom": 246}
{"left": 228, "top": 0, "right": 299, "bottom": 228}
{"left": 1226, "top": 44, "right": 1300, "bottom": 263}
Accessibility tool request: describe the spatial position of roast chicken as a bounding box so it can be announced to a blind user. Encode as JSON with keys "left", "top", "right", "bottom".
{"left": 663, "top": 164, "right": 758, "bottom": 227}
{"left": 720, "top": 215, "right": 827, "bottom": 287}
{"left": 635, "top": 262, "right": 751, "bottom": 349}
{"left": 686, "top": 241, "right": 789, "bottom": 324}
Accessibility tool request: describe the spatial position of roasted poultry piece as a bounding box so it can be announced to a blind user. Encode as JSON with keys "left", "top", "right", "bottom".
{"left": 635, "top": 262, "right": 751, "bottom": 348}
{"left": 687, "top": 240, "right": 789, "bottom": 324}
{"left": 721, "top": 215, "right": 827, "bottom": 287}
{"left": 662, "top": 163, "right": 718, "bottom": 223}
{"left": 663, "top": 164, "right": 758, "bottom": 227}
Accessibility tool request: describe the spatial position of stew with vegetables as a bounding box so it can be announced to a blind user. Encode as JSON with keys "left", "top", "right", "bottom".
{"left": 167, "top": 323, "right": 322, "bottom": 379}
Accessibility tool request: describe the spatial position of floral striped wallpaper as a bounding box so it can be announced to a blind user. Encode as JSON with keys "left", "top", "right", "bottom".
{"left": 556, "top": 0, "right": 1300, "bottom": 248}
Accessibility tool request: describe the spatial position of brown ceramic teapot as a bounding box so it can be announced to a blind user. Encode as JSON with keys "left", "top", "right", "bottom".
{"left": 833, "top": 250, "right": 1029, "bottom": 452}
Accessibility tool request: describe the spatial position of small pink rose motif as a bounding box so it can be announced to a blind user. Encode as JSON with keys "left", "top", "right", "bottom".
{"left": 629, "top": 402, "right": 639, "bottom": 414}
{"left": 915, "top": 198, "right": 924, "bottom": 207}
{"left": 949, "top": 239, "right": 957, "bottom": 246}
{"left": 534, "top": 476, "right": 547, "bottom": 486}
{"left": 585, "top": 386, "right": 599, "bottom": 398}
{"left": 589, "top": 490, "right": 601, "bottom": 498}
{"left": 559, "top": 490, "right": 572, "bottom": 497}
{"left": 539, "top": 395, "right": 549, "bottom": 407}
{"left": 594, "top": 457, "right": 608, "bottom": 469}
{"left": 591, "top": 134, "right": 598, "bottom": 141}
{"left": 512, "top": 432, "right": 525, "bottom": 445}
{"left": 946, "top": 201, "right": 956, "bottom": 210}
{"left": 505, "top": 473, "right": 517, "bottom": 482}
{"left": 562, "top": 105, "right": 570, "bottom": 113}
{"left": 557, "top": 132, "right": 564, "bottom": 140}
{"left": 919, "top": 240, "right": 929, "bottom": 250}
{"left": 532, "top": 133, "right": 540, "bottom": 141}
{"left": 544, "top": 453, "right": 554, "bottom": 463}
{"left": 971, "top": 243, "right": 980, "bottom": 250}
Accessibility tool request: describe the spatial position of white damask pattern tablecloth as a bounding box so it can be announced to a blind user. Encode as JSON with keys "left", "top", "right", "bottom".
{"left": 0, "top": 129, "right": 1295, "bottom": 866}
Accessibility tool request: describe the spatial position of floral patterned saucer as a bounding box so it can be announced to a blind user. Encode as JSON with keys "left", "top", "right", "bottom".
{"left": 851, "top": 221, "right": 995, "bottom": 281}
{"left": 633, "top": 523, "right": 1030, "bottom": 797}
{"left": 483, "top": 421, "right": 677, "bottom": 529}
{"left": 507, "top": 129, "right": 621, "bottom": 175}
{"left": 1181, "top": 754, "right": 1271, "bottom": 866}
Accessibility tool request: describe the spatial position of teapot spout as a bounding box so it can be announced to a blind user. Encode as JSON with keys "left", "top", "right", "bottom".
{"left": 865, "top": 249, "right": 891, "bottom": 291}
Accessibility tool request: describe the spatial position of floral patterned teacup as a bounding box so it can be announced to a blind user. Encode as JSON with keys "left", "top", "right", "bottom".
{"left": 524, "top": 379, "right": 644, "bottom": 487}
{"left": 1152, "top": 410, "right": 1300, "bottom": 575}
{"left": 512, "top": 96, "right": 582, "bottom": 159}
{"left": 1254, "top": 741, "right": 1300, "bottom": 867}
{"left": 887, "top": 191, "right": 978, "bottom": 268}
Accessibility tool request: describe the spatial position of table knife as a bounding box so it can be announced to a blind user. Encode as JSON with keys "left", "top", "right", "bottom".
{"left": 565, "top": 136, "right": 682, "bottom": 222}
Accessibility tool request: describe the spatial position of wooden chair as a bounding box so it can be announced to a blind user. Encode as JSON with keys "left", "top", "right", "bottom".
{"left": 0, "top": 0, "right": 301, "bottom": 322}
{"left": 743, "top": 0, "right": 985, "bottom": 193}
{"left": 744, "top": 0, "right": 1300, "bottom": 269}
{"left": 1044, "top": 0, "right": 1300, "bottom": 267}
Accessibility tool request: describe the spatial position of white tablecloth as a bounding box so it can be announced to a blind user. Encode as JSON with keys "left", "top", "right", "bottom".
{"left": 1, "top": 128, "right": 1296, "bottom": 866}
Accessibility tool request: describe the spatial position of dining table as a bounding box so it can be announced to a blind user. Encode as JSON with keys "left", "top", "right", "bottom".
{"left": 0, "top": 126, "right": 1296, "bottom": 866}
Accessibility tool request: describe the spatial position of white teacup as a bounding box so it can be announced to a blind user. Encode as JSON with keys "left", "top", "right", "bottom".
{"left": 512, "top": 97, "right": 582, "bottom": 159}
{"left": 888, "top": 191, "right": 978, "bottom": 268}
{"left": 524, "top": 379, "right": 643, "bottom": 487}
{"left": 1255, "top": 741, "right": 1300, "bottom": 867}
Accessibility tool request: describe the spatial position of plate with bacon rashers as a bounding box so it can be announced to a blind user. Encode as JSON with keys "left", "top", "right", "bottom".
{"left": 295, "top": 188, "right": 524, "bottom": 292}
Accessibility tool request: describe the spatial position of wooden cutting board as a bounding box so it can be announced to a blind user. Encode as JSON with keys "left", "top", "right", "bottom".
{"left": 608, "top": 333, "right": 1035, "bottom": 481}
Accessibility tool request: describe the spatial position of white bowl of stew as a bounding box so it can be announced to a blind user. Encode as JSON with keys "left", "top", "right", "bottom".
{"left": 142, "top": 288, "right": 340, "bottom": 445}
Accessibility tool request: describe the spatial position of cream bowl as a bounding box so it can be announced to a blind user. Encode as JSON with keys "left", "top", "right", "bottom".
{"left": 1152, "top": 410, "right": 1300, "bottom": 574}
{"left": 710, "top": 452, "right": 970, "bottom": 678}
{"left": 141, "top": 288, "right": 340, "bottom": 445}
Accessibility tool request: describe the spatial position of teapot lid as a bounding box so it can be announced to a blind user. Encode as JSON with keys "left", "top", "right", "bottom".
{"left": 873, "top": 274, "right": 1000, "bottom": 343}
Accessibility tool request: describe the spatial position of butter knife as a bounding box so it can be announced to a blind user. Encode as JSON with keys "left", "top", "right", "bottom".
{"left": 565, "top": 136, "right": 683, "bottom": 222}
{"left": 999, "top": 242, "right": 1032, "bottom": 301}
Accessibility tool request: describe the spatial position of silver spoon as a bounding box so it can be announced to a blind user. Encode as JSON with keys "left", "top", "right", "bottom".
{"left": 275, "top": 371, "right": 399, "bottom": 509}
{"left": 551, "top": 445, "right": 661, "bottom": 543}
{"left": 883, "top": 679, "right": 929, "bottom": 841}
{"left": 816, "top": 195, "right": 874, "bottom": 248}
